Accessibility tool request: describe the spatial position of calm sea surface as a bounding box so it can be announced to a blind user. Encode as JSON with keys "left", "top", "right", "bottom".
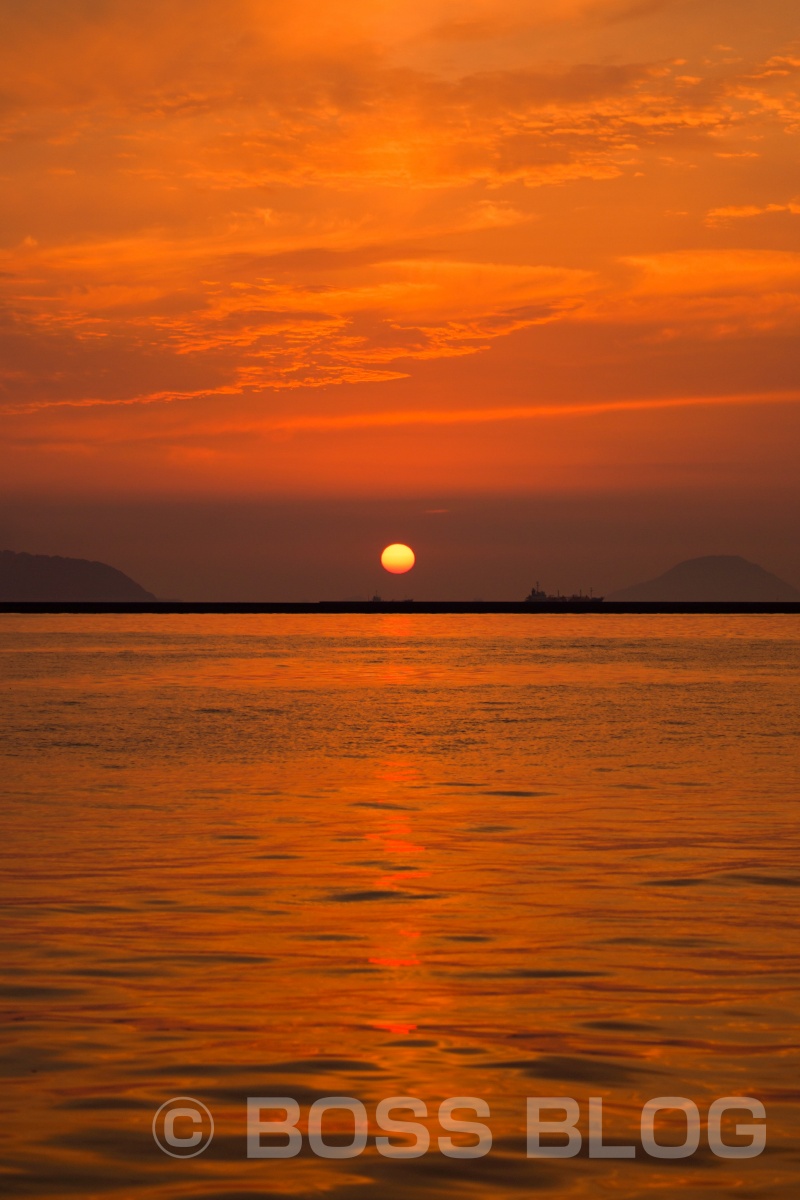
{"left": 1, "top": 615, "right": 799, "bottom": 1199}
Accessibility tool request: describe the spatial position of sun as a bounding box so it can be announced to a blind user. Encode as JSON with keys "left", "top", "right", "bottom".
{"left": 381, "top": 543, "right": 415, "bottom": 574}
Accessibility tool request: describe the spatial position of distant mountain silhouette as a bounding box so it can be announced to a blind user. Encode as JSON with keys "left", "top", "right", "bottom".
{"left": 0, "top": 550, "right": 156, "bottom": 601}
{"left": 609, "top": 555, "right": 800, "bottom": 602}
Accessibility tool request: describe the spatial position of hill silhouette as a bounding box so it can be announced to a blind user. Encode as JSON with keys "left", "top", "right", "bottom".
{"left": 609, "top": 555, "right": 799, "bottom": 602}
{"left": 0, "top": 550, "right": 156, "bottom": 601}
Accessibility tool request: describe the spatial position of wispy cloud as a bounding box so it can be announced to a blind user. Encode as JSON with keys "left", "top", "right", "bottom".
{"left": 263, "top": 389, "right": 800, "bottom": 433}
{"left": 0, "top": 0, "right": 798, "bottom": 494}
{"left": 706, "top": 199, "right": 800, "bottom": 224}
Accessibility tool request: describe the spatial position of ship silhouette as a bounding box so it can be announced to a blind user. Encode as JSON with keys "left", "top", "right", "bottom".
{"left": 525, "top": 581, "right": 602, "bottom": 603}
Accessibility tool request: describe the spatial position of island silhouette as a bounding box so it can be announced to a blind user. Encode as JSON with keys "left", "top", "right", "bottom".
{"left": 609, "top": 555, "right": 799, "bottom": 603}
{"left": 0, "top": 550, "right": 155, "bottom": 602}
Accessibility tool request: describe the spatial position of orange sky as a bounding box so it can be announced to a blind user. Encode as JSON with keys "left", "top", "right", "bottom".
{"left": 1, "top": 0, "right": 799, "bottom": 502}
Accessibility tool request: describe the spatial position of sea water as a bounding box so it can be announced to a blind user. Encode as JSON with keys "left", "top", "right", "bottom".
{"left": 1, "top": 615, "right": 798, "bottom": 1198}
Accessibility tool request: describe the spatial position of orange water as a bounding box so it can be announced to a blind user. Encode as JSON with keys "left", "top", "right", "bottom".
{"left": 1, "top": 615, "right": 798, "bottom": 1198}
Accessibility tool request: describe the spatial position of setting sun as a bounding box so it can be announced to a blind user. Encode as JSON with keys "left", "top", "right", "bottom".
{"left": 380, "top": 543, "right": 415, "bottom": 574}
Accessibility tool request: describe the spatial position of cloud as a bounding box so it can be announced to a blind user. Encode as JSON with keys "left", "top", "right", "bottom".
{"left": 0, "top": 233, "right": 597, "bottom": 406}
{"left": 265, "top": 388, "right": 800, "bottom": 434}
{"left": 706, "top": 199, "right": 800, "bottom": 224}
{"left": 4, "top": 236, "right": 800, "bottom": 411}
{"left": 0, "top": 0, "right": 798, "bottom": 469}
